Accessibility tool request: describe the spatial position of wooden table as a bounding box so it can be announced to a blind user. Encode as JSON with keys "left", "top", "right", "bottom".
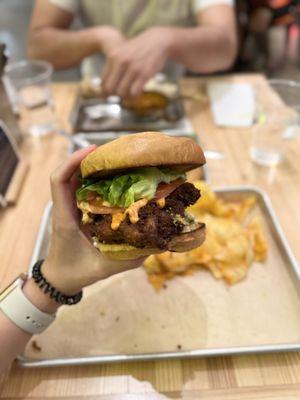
{"left": 1, "top": 75, "right": 300, "bottom": 399}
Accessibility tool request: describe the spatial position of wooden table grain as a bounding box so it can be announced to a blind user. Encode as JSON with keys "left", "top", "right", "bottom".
{"left": 1, "top": 76, "right": 300, "bottom": 399}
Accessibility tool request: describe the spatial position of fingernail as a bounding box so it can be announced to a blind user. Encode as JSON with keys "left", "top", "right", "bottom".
{"left": 82, "top": 144, "right": 96, "bottom": 151}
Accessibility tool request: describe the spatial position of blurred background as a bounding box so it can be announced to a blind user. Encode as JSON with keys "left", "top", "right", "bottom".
{"left": 1, "top": 0, "right": 300, "bottom": 80}
{"left": 0, "top": 0, "right": 80, "bottom": 80}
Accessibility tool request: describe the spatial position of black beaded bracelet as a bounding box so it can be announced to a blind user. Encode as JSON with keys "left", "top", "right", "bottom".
{"left": 31, "top": 260, "right": 82, "bottom": 305}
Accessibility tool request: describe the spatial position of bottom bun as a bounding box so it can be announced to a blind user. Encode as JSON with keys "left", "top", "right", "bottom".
{"left": 94, "top": 243, "right": 165, "bottom": 260}
{"left": 93, "top": 224, "right": 205, "bottom": 260}
{"left": 167, "top": 223, "right": 206, "bottom": 252}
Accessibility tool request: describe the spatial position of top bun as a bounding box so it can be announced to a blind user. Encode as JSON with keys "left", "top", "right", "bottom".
{"left": 80, "top": 132, "right": 206, "bottom": 178}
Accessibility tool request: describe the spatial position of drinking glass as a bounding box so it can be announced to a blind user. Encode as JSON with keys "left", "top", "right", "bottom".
{"left": 3, "top": 60, "right": 55, "bottom": 137}
{"left": 250, "top": 79, "right": 300, "bottom": 166}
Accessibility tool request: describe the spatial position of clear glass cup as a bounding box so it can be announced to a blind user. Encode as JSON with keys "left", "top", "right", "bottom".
{"left": 250, "top": 79, "right": 300, "bottom": 166}
{"left": 3, "top": 60, "right": 55, "bottom": 137}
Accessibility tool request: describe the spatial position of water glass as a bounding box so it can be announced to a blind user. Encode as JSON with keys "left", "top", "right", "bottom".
{"left": 3, "top": 60, "right": 55, "bottom": 137}
{"left": 250, "top": 80, "right": 300, "bottom": 166}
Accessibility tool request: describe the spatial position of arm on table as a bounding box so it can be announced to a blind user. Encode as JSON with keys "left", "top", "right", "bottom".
{"left": 27, "top": 0, "right": 125, "bottom": 69}
{"left": 169, "top": 4, "right": 238, "bottom": 73}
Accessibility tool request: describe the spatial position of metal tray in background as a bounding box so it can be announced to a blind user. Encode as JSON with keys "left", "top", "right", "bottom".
{"left": 70, "top": 94, "right": 185, "bottom": 133}
{"left": 70, "top": 131, "right": 210, "bottom": 183}
{"left": 18, "top": 186, "right": 300, "bottom": 367}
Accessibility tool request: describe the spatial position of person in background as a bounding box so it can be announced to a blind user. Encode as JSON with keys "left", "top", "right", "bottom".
{"left": 0, "top": 146, "right": 145, "bottom": 373}
{"left": 27, "top": 0, "right": 237, "bottom": 98}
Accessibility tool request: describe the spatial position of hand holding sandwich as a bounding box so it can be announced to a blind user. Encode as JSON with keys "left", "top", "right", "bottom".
{"left": 43, "top": 133, "right": 205, "bottom": 294}
{"left": 0, "top": 146, "right": 145, "bottom": 373}
{"left": 42, "top": 145, "right": 145, "bottom": 296}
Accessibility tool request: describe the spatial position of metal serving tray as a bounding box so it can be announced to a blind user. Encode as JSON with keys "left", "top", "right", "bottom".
{"left": 69, "top": 130, "right": 210, "bottom": 183}
{"left": 70, "top": 94, "right": 185, "bottom": 133}
{"left": 18, "top": 186, "right": 300, "bottom": 367}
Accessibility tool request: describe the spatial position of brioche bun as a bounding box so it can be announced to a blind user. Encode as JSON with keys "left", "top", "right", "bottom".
{"left": 80, "top": 132, "right": 206, "bottom": 179}
{"left": 93, "top": 224, "right": 205, "bottom": 260}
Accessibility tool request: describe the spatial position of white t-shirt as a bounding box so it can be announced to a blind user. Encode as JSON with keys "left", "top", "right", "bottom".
{"left": 49, "top": 0, "right": 234, "bottom": 78}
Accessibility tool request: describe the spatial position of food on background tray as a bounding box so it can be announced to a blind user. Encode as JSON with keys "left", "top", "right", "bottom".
{"left": 122, "top": 91, "right": 169, "bottom": 117}
{"left": 144, "top": 181, "right": 268, "bottom": 290}
{"left": 76, "top": 132, "right": 206, "bottom": 260}
{"left": 79, "top": 76, "right": 102, "bottom": 98}
{"left": 144, "top": 78, "right": 178, "bottom": 98}
{"left": 188, "top": 181, "right": 257, "bottom": 221}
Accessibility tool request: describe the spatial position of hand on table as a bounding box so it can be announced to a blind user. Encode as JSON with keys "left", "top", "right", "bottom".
{"left": 42, "top": 146, "right": 145, "bottom": 296}
{"left": 101, "top": 27, "right": 173, "bottom": 98}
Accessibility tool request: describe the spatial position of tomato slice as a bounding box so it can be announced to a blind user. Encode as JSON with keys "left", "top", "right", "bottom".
{"left": 155, "top": 179, "right": 184, "bottom": 200}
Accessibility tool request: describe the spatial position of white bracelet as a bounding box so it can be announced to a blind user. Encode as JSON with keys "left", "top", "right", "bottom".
{"left": 0, "top": 276, "right": 56, "bottom": 335}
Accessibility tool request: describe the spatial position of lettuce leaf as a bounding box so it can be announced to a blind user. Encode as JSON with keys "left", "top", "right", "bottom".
{"left": 76, "top": 167, "right": 185, "bottom": 207}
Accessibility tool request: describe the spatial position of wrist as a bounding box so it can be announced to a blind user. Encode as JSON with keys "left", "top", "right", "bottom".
{"left": 92, "top": 26, "right": 124, "bottom": 54}
{"left": 22, "top": 278, "right": 59, "bottom": 315}
{"left": 150, "top": 26, "right": 176, "bottom": 57}
{"left": 164, "top": 27, "right": 180, "bottom": 60}
{"left": 78, "top": 27, "right": 106, "bottom": 56}
{"left": 41, "top": 258, "right": 84, "bottom": 297}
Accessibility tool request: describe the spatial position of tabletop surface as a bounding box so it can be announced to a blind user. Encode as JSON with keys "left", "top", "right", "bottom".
{"left": 0, "top": 74, "right": 300, "bottom": 399}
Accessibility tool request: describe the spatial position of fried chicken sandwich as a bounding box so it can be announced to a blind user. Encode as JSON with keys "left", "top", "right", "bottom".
{"left": 76, "top": 132, "right": 206, "bottom": 260}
